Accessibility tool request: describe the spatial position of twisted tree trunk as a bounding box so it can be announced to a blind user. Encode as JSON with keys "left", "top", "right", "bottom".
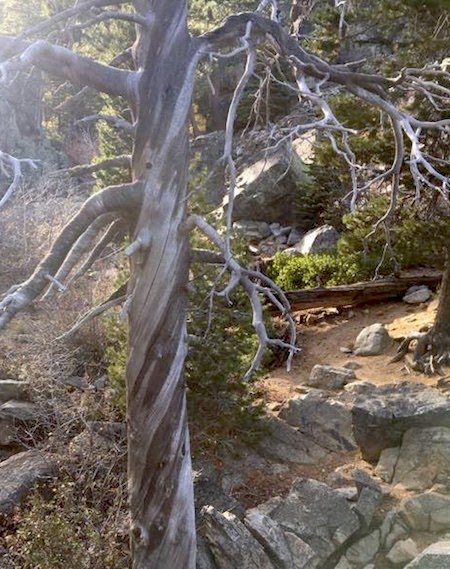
{"left": 125, "top": 2, "right": 197, "bottom": 567}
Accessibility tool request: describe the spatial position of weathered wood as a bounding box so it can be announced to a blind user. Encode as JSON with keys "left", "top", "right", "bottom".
{"left": 282, "top": 270, "right": 442, "bottom": 311}
{"left": 125, "top": 3, "right": 197, "bottom": 568}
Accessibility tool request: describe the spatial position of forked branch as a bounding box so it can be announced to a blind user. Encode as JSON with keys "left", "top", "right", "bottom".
{"left": 188, "top": 214, "right": 299, "bottom": 379}
{"left": 0, "top": 152, "right": 39, "bottom": 210}
{"left": 0, "top": 181, "right": 142, "bottom": 329}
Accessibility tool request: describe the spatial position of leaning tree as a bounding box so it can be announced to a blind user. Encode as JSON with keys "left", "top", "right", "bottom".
{"left": 1, "top": 0, "right": 450, "bottom": 567}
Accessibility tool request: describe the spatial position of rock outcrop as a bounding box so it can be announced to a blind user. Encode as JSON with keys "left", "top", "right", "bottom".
{"left": 0, "top": 450, "right": 56, "bottom": 514}
{"left": 352, "top": 382, "right": 450, "bottom": 461}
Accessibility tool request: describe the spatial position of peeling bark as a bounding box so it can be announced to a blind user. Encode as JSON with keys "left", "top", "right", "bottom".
{"left": 126, "top": 2, "right": 197, "bottom": 567}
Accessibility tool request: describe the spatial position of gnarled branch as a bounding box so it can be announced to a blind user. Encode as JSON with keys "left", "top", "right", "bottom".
{"left": 0, "top": 181, "right": 142, "bottom": 329}
{"left": 16, "top": 40, "right": 137, "bottom": 101}
{"left": 0, "top": 152, "right": 39, "bottom": 210}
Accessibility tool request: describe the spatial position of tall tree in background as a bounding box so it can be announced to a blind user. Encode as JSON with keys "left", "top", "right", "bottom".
{"left": 1, "top": 1, "right": 450, "bottom": 567}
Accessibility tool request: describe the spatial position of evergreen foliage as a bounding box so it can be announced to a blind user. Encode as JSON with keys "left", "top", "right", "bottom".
{"left": 272, "top": 195, "right": 450, "bottom": 290}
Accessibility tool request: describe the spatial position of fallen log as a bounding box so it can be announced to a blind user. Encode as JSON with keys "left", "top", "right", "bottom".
{"left": 281, "top": 270, "right": 442, "bottom": 311}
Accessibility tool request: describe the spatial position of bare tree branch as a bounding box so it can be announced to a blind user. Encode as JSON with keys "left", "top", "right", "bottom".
{"left": 43, "top": 213, "right": 118, "bottom": 297}
{"left": 70, "top": 218, "right": 126, "bottom": 281}
{"left": 0, "top": 181, "right": 142, "bottom": 329}
{"left": 0, "top": 152, "right": 39, "bottom": 210}
{"left": 0, "top": 0, "right": 128, "bottom": 58}
{"left": 187, "top": 214, "right": 299, "bottom": 379}
{"left": 77, "top": 114, "right": 135, "bottom": 133}
{"left": 58, "top": 293, "right": 127, "bottom": 341}
{"left": 11, "top": 40, "right": 138, "bottom": 101}
{"left": 199, "top": 12, "right": 390, "bottom": 94}
{"left": 56, "top": 155, "right": 131, "bottom": 177}
{"left": 72, "top": 9, "right": 149, "bottom": 30}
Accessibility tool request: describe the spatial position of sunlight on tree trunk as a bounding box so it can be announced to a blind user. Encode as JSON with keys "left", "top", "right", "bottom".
{"left": 2, "top": 1, "right": 450, "bottom": 568}
{"left": 125, "top": 2, "right": 197, "bottom": 567}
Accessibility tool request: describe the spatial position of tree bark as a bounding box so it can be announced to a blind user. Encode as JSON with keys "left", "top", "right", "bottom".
{"left": 431, "top": 259, "right": 450, "bottom": 356}
{"left": 125, "top": 2, "right": 197, "bottom": 567}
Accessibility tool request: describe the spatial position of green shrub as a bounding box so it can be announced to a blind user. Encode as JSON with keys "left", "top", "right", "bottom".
{"left": 8, "top": 475, "right": 128, "bottom": 569}
{"left": 272, "top": 195, "right": 450, "bottom": 291}
{"left": 186, "top": 261, "right": 269, "bottom": 454}
{"left": 271, "top": 250, "right": 359, "bottom": 290}
{"left": 339, "top": 195, "right": 450, "bottom": 276}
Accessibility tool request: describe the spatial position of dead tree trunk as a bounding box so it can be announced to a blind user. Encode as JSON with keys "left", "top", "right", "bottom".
{"left": 2, "top": 1, "right": 450, "bottom": 566}
{"left": 125, "top": 2, "right": 197, "bottom": 567}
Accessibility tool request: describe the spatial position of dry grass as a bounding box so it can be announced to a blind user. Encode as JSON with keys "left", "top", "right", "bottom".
{"left": 0, "top": 174, "right": 129, "bottom": 566}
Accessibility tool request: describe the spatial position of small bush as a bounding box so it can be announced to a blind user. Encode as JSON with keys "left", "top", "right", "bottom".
{"left": 186, "top": 260, "right": 269, "bottom": 454}
{"left": 272, "top": 195, "right": 450, "bottom": 291}
{"left": 271, "top": 250, "right": 359, "bottom": 290}
{"left": 7, "top": 472, "right": 129, "bottom": 569}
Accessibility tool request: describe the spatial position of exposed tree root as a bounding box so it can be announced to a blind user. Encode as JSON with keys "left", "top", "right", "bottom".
{"left": 390, "top": 326, "right": 450, "bottom": 375}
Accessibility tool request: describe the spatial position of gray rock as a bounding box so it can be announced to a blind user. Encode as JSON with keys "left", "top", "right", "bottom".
{"left": 391, "top": 427, "right": 450, "bottom": 491}
{"left": 400, "top": 493, "right": 450, "bottom": 532}
{"left": 190, "top": 131, "right": 226, "bottom": 205}
{"left": 334, "top": 558, "right": 353, "bottom": 569}
{"left": 386, "top": 538, "right": 419, "bottom": 566}
{"left": 352, "top": 382, "right": 450, "bottom": 462}
{"left": 0, "top": 400, "right": 39, "bottom": 423}
{"left": 0, "top": 450, "right": 56, "bottom": 514}
{"left": 279, "top": 392, "right": 357, "bottom": 453}
{"left": 376, "top": 447, "right": 401, "bottom": 483}
{"left": 225, "top": 144, "right": 313, "bottom": 225}
{"left": 292, "top": 224, "right": 339, "bottom": 255}
{"left": 93, "top": 375, "right": 108, "bottom": 391}
{"left": 382, "top": 515, "right": 410, "bottom": 551}
{"left": 0, "top": 419, "right": 19, "bottom": 447}
{"left": 354, "top": 468, "right": 383, "bottom": 496}
{"left": 287, "top": 228, "right": 304, "bottom": 246}
{"left": 353, "top": 323, "right": 392, "bottom": 356}
{"left": 345, "top": 529, "right": 381, "bottom": 566}
{"left": 403, "top": 285, "right": 432, "bottom": 304}
{"left": 194, "top": 465, "right": 245, "bottom": 519}
{"left": 61, "top": 376, "right": 85, "bottom": 390}
{"left": 354, "top": 487, "right": 382, "bottom": 528}
{"left": 197, "top": 535, "right": 217, "bottom": 569}
{"left": 244, "top": 511, "right": 295, "bottom": 568}
{"left": 334, "top": 487, "right": 359, "bottom": 501}
{"left": 201, "top": 506, "right": 275, "bottom": 569}
{"left": 257, "top": 415, "right": 327, "bottom": 464}
{"left": 265, "top": 479, "right": 361, "bottom": 563}
{"left": 284, "top": 532, "right": 320, "bottom": 569}
{"left": 0, "top": 380, "right": 29, "bottom": 402}
{"left": 344, "top": 381, "right": 377, "bottom": 395}
{"left": 233, "top": 220, "right": 272, "bottom": 241}
{"left": 404, "top": 541, "right": 450, "bottom": 568}
{"left": 307, "top": 365, "right": 355, "bottom": 390}
{"left": 269, "top": 223, "right": 292, "bottom": 238}
{"left": 343, "top": 361, "right": 363, "bottom": 370}
{"left": 292, "top": 133, "right": 315, "bottom": 165}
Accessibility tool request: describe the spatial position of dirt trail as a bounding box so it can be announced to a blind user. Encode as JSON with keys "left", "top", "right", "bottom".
{"left": 260, "top": 297, "right": 441, "bottom": 403}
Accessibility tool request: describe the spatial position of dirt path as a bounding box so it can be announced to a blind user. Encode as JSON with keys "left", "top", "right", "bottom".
{"left": 260, "top": 297, "right": 441, "bottom": 404}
